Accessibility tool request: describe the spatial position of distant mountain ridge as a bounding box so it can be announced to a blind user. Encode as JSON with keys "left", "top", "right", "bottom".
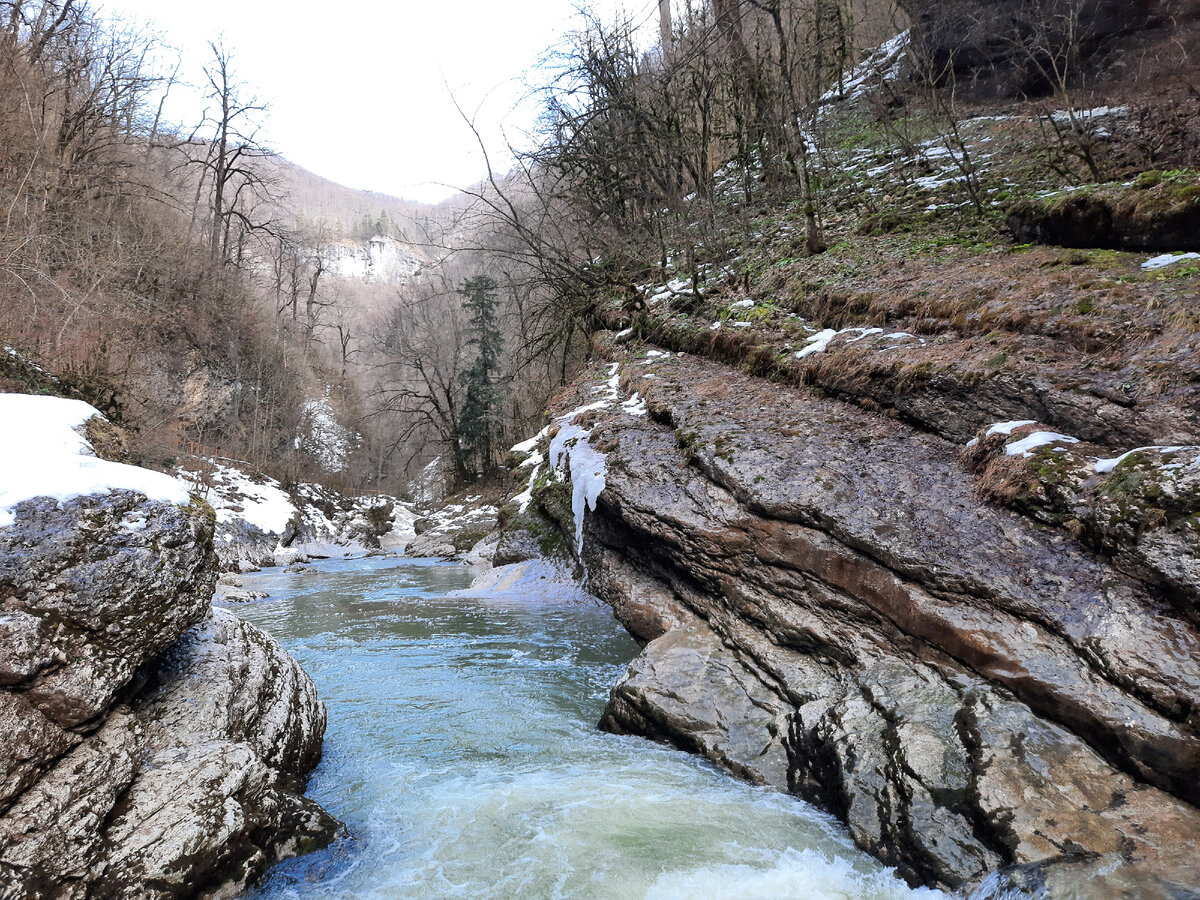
{"left": 264, "top": 155, "right": 439, "bottom": 242}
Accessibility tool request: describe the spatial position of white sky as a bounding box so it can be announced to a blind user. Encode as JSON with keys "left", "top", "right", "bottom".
{"left": 97, "top": 0, "right": 659, "bottom": 204}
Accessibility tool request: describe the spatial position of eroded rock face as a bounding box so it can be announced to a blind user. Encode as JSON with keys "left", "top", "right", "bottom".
{"left": 555, "top": 349, "right": 1200, "bottom": 896}
{"left": 899, "top": 0, "right": 1167, "bottom": 98}
{"left": 0, "top": 492, "right": 337, "bottom": 898}
{"left": 1007, "top": 178, "right": 1200, "bottom": 252}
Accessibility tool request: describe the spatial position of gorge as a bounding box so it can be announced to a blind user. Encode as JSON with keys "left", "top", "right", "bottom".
{"left": 3, "top": 0, "right": 1200, "bottom": 897}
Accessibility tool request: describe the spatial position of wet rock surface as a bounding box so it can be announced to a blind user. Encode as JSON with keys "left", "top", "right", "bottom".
{"left": 550, "top": 348, "right": 1200, "bottom": 896}
{"left": 0, "top": 492, "right": 337, "bottom": 898}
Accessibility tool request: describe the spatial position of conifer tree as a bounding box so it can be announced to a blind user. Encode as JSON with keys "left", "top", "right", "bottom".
{"left": 455, "top": 275, "right": 503, "bottom": 478}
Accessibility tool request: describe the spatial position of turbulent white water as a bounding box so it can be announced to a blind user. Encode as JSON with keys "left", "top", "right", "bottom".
{"left": 232, "top": 557, "right": 944, "bottom": 900}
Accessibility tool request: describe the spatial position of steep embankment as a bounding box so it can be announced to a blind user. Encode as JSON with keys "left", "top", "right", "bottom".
{"left": 0, "top": 395, "right": 338, "bottom": 897}
{"left": 502, "top": 342, "right": 1200, "bottom": 898}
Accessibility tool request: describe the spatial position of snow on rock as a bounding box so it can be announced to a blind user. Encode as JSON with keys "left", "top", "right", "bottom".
{"left": 298, "top": 395, "right": 357, "bottom": 473}
{"left": 0, "top": 394, "right": 189, "bottom": 529}
{"left": 988, "top": 420, "right": 1039, "bottom": 437}
{"left": 622, "top": 393, "right": 648, "bottom": 417}
{"left": 405, "top": 499, "right": 499, "bottom": 560}
{"left": 514, "top": 463, "right": 541, "bottom": 514}
{"left": 178, "top": 458, "right": 409, "bottom": 568}
{"left": 967, "top": 419, "right": 1039, "bottom": 449}
{"left": 1095, "top": 446, "right": 1192, "bottom": 475}
{"left": 180, "top": 461, "right": 297, "bottom": 535}
{"left": 1142, "top": 253, "right": 1200, "bottom": 270}
{"left": 1006, "top": 432, "right": 1080, "bottom": 457}
{"left": 821, "top": 30, "right": 910, "bottom": 104}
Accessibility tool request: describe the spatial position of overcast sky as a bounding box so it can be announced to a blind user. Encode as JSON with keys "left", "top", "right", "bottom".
{"left": 96, "top": 0, "right": 659, "bottom": 204}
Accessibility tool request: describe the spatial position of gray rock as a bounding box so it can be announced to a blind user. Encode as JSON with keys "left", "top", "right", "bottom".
{"left": 492, "top": 526, "right": 544, "bottom": 567}
{"left": 220, "top": 587, "right": 270, "bottom": 603}
{"left": 405, "top": 504, "right": 499, "bottom": 561}
{"left": 0, "top": 609, "right": 338, "bottom": 898}
{"left": 0, "top": 491, "right": 337, "bottom": 897}
{"left": 558, "top": 350, "right": 1200, "bottom": 896}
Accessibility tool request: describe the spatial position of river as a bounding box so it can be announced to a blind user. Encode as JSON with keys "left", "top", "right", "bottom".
{"left": 230, "top": 556, "right": 944, "bottom": 900}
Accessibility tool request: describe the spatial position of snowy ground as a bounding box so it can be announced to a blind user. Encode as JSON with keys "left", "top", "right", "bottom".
{"left": 0, "top": 394, "right": 189, "bottom": 529}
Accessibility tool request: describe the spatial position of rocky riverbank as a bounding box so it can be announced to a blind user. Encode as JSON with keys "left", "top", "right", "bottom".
{"left": 178, "top": 457, "right": 415, "bottom": 573}
{"left": 491, "top": 343, "right": 1200, "bottom": 898}
{"left": 0, "top": 396, "right": 338, "bottom": 897}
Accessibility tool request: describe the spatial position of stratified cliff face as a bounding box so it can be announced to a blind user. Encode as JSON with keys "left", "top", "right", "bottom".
{"left": 0, "top": 490, "right": 338, "bottom": 898}
{"left": 532, "top": 347, "right": 1200, "bottom": 897}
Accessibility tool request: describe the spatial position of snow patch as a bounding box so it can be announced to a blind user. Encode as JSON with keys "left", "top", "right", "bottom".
{"left": 1006, "top": 432, "right": 1079, "bottom": 457}
{"left": 622, "top": 393, "right": 648, "bottom": 417}
{"left": 513, "top": 463, "right": 541, "bottom": 514}
{"left": 1095, "top": 446, "right": 1190, "bottom": 474}
{"left": 987, "top": 420, "right": 1038, "bottom": 437}
{"left": 795, "top": 327, "right": 903, "bottom": 359}
{"left": 822, "top": 30, "right": 910, "bottom": 104}
{"left": 179, "top": 461, "right": 297, "bottom": 534}
{"left": 0, "top": 394, "right": 190, "bottom": 529}
{"left": 1142, "top": 253, "right": 1200, "bottom": 270}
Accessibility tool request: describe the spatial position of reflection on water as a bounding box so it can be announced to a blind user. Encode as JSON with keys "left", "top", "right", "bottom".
{"left": 234, "top": 557, "right": 943, "bottom": 900}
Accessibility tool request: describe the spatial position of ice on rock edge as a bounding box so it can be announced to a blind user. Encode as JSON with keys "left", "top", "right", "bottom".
{"left": 0, "top": 393, "right": 191, "bottom": 528}
{"left": 510, "top": 363, "right": 635, "bottom": 551}
{"left": 550, "top": 423, "right": 608, "bottom": 552}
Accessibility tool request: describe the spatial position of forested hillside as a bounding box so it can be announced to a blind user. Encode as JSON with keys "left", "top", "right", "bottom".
{"left": 0, "top": 0, "right": 457, "bottom": 495}
{"left": 3, "top": 0, "right": 1198, "bottom": 501}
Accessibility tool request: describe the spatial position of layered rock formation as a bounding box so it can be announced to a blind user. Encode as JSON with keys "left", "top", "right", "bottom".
{"left": 0, "top": 489, "right": 337, "bottom": 897}
{"left": 530, "top": 348, "right": 1200, "bottom": 897}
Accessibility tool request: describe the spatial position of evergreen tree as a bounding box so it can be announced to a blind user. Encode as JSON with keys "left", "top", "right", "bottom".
{"left": 455, "top": 275, "right": 503, "bottom": 478}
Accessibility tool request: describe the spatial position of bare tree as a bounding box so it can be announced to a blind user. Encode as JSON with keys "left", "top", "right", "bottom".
{"left": 175, "top": 40, "right": 280, "bottom": 264}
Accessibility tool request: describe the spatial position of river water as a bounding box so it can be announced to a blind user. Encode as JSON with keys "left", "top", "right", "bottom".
{"left": 231, "top": 557, "right": 943, "bottom": 900}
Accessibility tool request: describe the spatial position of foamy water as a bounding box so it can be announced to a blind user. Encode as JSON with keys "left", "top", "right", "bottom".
{"left": 232, "top": 557, "right": 944, "bottom": 900}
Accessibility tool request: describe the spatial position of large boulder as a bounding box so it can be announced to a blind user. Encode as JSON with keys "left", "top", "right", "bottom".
{"left": 0, "top": 490, "right": 338, "bottom": 897}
